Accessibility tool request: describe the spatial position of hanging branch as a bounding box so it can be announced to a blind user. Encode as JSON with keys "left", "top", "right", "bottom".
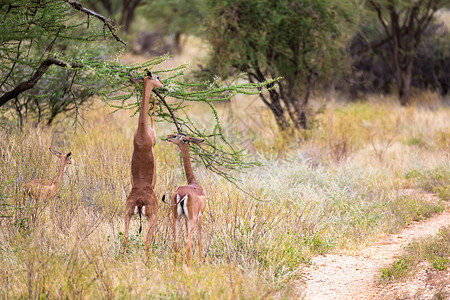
{"left": 152, "top": 89, "right": 181, "bottom": 133}
{"left": 91, "top": 59, "right": 279, "bottom": 200}
{"left": 65, "top": 0, "right": 127, "bottom": 45}
{"left": 0, "top": 1, "right": 128, "bottom": 109}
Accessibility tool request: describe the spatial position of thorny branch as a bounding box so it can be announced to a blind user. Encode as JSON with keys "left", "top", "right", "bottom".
{"left": 152, "top": 89, "right": 181, "bottom": 133}
{"left": 65, "top": 0, "right": 127, "bottom": 45}
{"left": 0, "top": 58, "right": 84, "bottom": 107}
{"left": 122, "top": 68, "right": 278, "bottom": 201}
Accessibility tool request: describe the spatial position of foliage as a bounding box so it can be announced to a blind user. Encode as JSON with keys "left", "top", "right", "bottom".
{"left": 10, "top": 66, "right": 98, "bottom": 126}
{"left": 0, "top": 0, "right": 125, "bottom": 125}
{"left": 201, "top": 0, "right": 359, "bottom": 130}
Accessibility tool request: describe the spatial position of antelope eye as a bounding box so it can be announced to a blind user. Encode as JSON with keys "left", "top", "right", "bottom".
{"left": 173, "top": 134, "right": 177, "bottom": 138}
{"left": 156, "top": 76, "right": 160, "bottom": 81}
{"left": 183, "top": 139, "right": 189, "bottom": 144}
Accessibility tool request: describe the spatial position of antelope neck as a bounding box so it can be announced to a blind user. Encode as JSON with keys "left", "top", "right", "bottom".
{"left": 180, "top": 145, "right": 197, "bottom": 185}
{"left": 138, "top": 78, "right": 154, "bottom": 126}
{"left": 54, "top": 159, "right": 66, "bottom": 185}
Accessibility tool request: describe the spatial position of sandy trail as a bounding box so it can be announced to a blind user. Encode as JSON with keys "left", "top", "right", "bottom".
{"left": 302, "top": 208, "right": 450, "bottom": 299}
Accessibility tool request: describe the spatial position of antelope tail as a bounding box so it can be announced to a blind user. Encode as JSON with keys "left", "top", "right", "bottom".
{"left": 138, "top": 210, "right": 142, "bottom": 234}
{"left": 161, "top": 194, "right": 185, "bottom": 206}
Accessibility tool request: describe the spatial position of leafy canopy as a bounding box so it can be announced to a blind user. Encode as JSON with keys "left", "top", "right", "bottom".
{"left": 0, "top": 0, "right": 278, "bottom": 184}
{"left": 202, "top": 0, "right": 358, "bottom": 129}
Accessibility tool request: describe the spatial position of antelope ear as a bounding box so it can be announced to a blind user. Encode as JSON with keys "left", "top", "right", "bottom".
{"left": 146, "top": 70, "right": 152, "bottom": 77}
{"left": 189, "top": 137, "right": 204, "bottom": 145}
{"left": 49, "top": 147, "right": 61, "bottom": 156}
{"left": 67, "top": 152, "right": 72, "bottom": 157}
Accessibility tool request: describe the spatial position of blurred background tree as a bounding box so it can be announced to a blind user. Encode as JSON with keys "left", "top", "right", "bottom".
{"left": 0, "top": 0, "right": 278, "bottom": 179}
{"left": 199, "top": 0, "right": 359, "bottom": 131}
{"left": 84, "top": 0, "right": 142, "bottom": 33}
{"left": 142, "top": 0, "right": 206, "bottom": 52}
{"left": 347, "top": 12, "right": 450, "bottom": 100}
{"left": 2, "top": 0, "right": 449, "bottom": 129}
{"left": 365, "top": 0, "right": 450, "bottom": 105}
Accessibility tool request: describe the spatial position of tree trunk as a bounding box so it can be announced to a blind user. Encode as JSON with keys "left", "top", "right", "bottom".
{"left": 265, "top": 90, "right": 290, "bottom": 130}
{"left": 120, "top": 0, "right": 141, "bottom": 33}
{"left": 293, "top": 69, "right": 316, "bottom": 129}
{"left": 370, "top": 0, "right": 435, "bottom": 107}
{"left": 248, "top": 72, "right": 291, "bottom": 130}
{"left": 399, "top": 63, "right": 413, "bottom": 105}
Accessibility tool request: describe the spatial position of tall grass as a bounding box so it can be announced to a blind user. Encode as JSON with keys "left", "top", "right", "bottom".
{"left": 0, "top": 95, "right": 448, "bottom": 298}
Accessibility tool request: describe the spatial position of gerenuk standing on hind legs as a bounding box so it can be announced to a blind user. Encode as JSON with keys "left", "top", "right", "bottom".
{"left": 122, "top": 71, "right": 163, "bottom": 263}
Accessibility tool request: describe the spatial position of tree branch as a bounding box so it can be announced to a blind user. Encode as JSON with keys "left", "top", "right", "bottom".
{"left": 369, "top": 0, "right": 390, "bottom": 36}
{"left": 0, "top": 58, "right": 83, "bottom": 107}
{"left": 152, "top": 89, "right": 182, "bottom": 133}
{"left": 65, "top": 0, "right": 127, "bottom": 45}
{"left": 351, "top": 35, "right": 392, "bottom": 59}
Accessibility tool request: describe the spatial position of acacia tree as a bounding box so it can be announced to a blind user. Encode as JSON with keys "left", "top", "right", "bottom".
{"left": 109, "top": 60, "right": 277, "bottom": 183}
{"left": 0, "top": 0, "right": 276, "bottom": 181}
{"left": 202, "top": 0, "right": 357, "bottom": 130}
{"left": 368, "top": 0, "right": 450, "bottom": 105}
{"left": 0, "top": 0, "right": 126, "bottom": 126}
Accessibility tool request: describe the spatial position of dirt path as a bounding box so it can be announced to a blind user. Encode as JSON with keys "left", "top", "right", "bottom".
{"left": 301, "top": 208, "right": 450, "bottom": 299}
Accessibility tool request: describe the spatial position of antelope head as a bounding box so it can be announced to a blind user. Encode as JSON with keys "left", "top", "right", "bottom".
{"left": 166, "top": 133, "right": 204, "bottom": 148}
{"left": 49, "top": 147, "right": 72, "bottom": 165}
{"left": 130, "top": 70, "right": 164, "bottom": 88}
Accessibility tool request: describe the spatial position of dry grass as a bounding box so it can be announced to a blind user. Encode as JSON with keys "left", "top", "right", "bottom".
{"left": 0, "top": 91, "right": 449, "bottom": 298}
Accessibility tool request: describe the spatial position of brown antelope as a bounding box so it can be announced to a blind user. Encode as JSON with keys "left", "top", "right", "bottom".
{"left": 164, "top": 133, "right": 206, "bottom": 267}
{"left": 123, "top": 71, "right": 163, "bottom": 262}
{"left": 23, "top": 148, "right": 72, "bottom": 202}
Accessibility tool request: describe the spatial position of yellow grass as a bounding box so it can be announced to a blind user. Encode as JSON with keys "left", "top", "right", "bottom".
{"left": 1, "top": 81, "right": 449, "bottom": 298}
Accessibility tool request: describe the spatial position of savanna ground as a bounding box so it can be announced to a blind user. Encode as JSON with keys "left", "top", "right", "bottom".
{"left": 1, "top": 42, "right": 449, "bottom": 298}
